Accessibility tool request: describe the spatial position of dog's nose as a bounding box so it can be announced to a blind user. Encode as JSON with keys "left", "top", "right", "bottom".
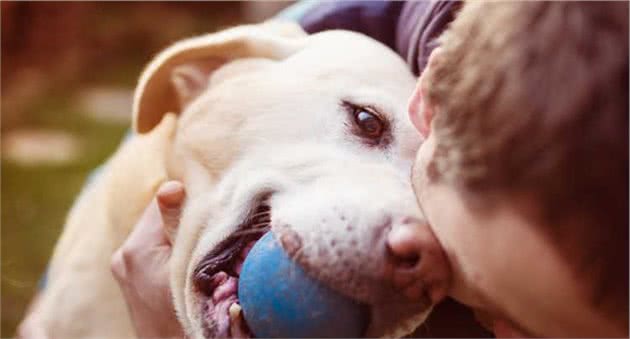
{"left": 385, "top": 219, "right": 451, "bottom": 304}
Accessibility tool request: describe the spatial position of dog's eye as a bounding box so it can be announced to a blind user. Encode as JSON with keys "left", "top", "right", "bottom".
{"left": 342, "top": 101, "right": 390, "bottom": 146}
{"left": 353, "top": 108, "right": 384, "bottom": 139}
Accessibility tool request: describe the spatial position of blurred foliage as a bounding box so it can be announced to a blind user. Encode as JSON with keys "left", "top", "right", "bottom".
{"left": 1, "top": 90, "right": 129, "bottom": 336}
{"left": 1, "top": 2, "right": 290, "bottom": 336}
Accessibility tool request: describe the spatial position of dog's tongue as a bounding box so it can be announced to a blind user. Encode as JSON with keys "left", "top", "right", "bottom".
{"left": 202, "top": 239, "right": 259, "bottom": 337}
{"left": 205, "top": 272, "right": 238, "bottom": 337}
{"left": 205, "top": 262, "right": 252, "bottom": 337}
{"left": 212, "top": 273, "right": 238, "bottom": 301}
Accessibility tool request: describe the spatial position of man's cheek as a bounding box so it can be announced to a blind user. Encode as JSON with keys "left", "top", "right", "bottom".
{"left": 492, "top": 318, "right": 531, "bottom": 338}
{"left": 410, "top": 152, "right": 427, "bottom": 209}
{"left": 410, "top": 136, "right": 435, "bottom": 205}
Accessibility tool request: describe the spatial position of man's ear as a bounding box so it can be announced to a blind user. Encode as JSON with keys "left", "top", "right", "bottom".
{"left": 132, "top": 21, "right": 306, "bottom": 134}
{"left": 419, "top": 85, "right": 434, "bottom": 139}
{"left": 409, "top": 47, "right": 443, "bottom": 138}
{"left": 408, "top": 77, "right": 435, "bottom": 139}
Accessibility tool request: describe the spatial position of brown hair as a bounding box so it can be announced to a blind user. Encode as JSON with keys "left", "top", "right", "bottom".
{"left": 423, "top": 1, "right": 628, "bottom": 323}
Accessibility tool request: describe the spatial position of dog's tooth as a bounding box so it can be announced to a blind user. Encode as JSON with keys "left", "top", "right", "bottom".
{"left": 229, "top": 303, "right": 250, "bottom": 338}
{"left": 229, "top": 303, "right": 242, "bottom": 319}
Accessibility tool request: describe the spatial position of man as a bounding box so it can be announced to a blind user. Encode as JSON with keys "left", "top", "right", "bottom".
{"left": 111, "top": 1, "right": 628, "bottom": 338}
{"left": 398, "top": 1, "right": 628, "bottom": 337}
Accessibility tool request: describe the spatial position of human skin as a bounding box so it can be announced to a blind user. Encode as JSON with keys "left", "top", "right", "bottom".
{"left": 404, "top": 50, "right": 627, "bottom": 338}
{"left": 110, "top": 181, "right": 187, "bottom": 339}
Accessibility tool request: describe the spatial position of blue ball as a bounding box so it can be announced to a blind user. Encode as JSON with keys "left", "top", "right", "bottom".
{"left": 238, "top": 232, "right": 368, "bottom": 338}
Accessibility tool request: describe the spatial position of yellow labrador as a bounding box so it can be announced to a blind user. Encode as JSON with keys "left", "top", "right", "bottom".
{"left": 26, "top": 21, "right": 448, "bottom": 338}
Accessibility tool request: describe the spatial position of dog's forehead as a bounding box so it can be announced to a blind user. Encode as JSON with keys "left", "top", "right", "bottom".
{"left": 175, "top": 28, "right": 419, "bottom": 168}
{"left": 295, "top": 30, "right": 413, "bottom": 79}
{"left": 269, "top": 30, "right": 417, "bottom": 106}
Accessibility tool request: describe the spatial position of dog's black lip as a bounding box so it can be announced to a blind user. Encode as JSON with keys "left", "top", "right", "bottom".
{"left": 193, "top": 200, "right": 271, "bottom": 296}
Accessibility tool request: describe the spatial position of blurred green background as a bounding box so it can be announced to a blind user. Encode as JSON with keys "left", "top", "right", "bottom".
{"left": 1, "top": 2, "right": 290, "bottom": 336}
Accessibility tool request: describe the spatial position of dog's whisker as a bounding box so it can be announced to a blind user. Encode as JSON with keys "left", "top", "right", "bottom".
{"left": 251, "top": 217, "right": 270, "bottom": 223}
{"left": 230, "top": 227, "right": 270, "bottom": 237}
{"left": 251, "top": 215, "right": 270, "bottom": 221}
{"left": 251, "top": 220, "right": 271, "bottom": 227}
{"left": 252, "top": 211, "right": 271, "bottom": 217}
{"left": 251, "top": 214, "right": 270, "bottom": 221}
{"left": 254, "top": 205, "right": 270, "bottom": 212}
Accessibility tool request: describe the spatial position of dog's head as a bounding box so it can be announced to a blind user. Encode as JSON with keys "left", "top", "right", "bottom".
{"left": 133, "top": 21, "right": 450, "bottom": 338}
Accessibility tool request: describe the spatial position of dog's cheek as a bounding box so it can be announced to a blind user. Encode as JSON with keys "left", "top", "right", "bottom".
{"left": 168, "top": 207, "right": 210, "bottom": 336}
{"left": 168, "top": 244, "right": 193, "bottom": 334}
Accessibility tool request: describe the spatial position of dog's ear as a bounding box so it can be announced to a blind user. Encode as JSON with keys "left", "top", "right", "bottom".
{"left": 133, "top": 21, "right": 306, "bottom": 134}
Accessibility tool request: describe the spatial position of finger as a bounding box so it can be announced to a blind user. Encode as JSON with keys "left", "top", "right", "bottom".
{"left": 110, "top": 248, "right": 128, "bottom": 282}
{"left": 156, "top": 180, "right": 186, "bottom": 244}
{"left": 124, "top": 187, "right": 171, "bottom": 250}
{"left": 113, "top": 181, "right": 185, "bottom": 272}
{"left": 127, "top": 199, "right": 166, "bottom": 248}
{"left": 16, "top": 294, "right": 50, "bottom": 339}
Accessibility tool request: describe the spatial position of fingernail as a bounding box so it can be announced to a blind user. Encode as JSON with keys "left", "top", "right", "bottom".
{"left": 158, "top": 181, "right": 185, "bottom": 208}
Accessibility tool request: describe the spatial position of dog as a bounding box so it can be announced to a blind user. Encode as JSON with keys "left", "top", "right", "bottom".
{"left": 24, "top": 21, "right": 450, "bottom": 338}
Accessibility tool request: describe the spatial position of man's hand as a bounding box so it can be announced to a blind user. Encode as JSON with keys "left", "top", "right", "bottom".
{"left": 111, "top": 181, "right": 186, "bottom": 338}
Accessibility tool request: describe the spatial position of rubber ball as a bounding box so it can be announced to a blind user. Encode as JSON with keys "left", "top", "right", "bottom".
{"left": 238, "top": 232, "right": 368, "bottom": 338}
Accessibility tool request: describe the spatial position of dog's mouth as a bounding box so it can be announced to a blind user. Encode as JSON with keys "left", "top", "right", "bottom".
{"left": 193, "top": 199, "right": 272, "bottom": 338}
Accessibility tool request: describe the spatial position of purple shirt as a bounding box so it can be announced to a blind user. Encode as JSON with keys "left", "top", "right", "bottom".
{"left": 299, "top": 1, "right": 461, "bottom": 76}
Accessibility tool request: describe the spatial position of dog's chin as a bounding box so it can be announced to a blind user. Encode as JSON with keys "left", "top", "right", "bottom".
{"left": 191, "top": 200, "right": 272, "bottom": 338}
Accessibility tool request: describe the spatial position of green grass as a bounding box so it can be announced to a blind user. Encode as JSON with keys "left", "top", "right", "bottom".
{"left": 1, "top": 89, "right": 129, "bottom": 336}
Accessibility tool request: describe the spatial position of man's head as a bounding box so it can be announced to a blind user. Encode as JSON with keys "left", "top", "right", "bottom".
{"left": 409, "top": 2, "right": 628, "bottom": 337}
